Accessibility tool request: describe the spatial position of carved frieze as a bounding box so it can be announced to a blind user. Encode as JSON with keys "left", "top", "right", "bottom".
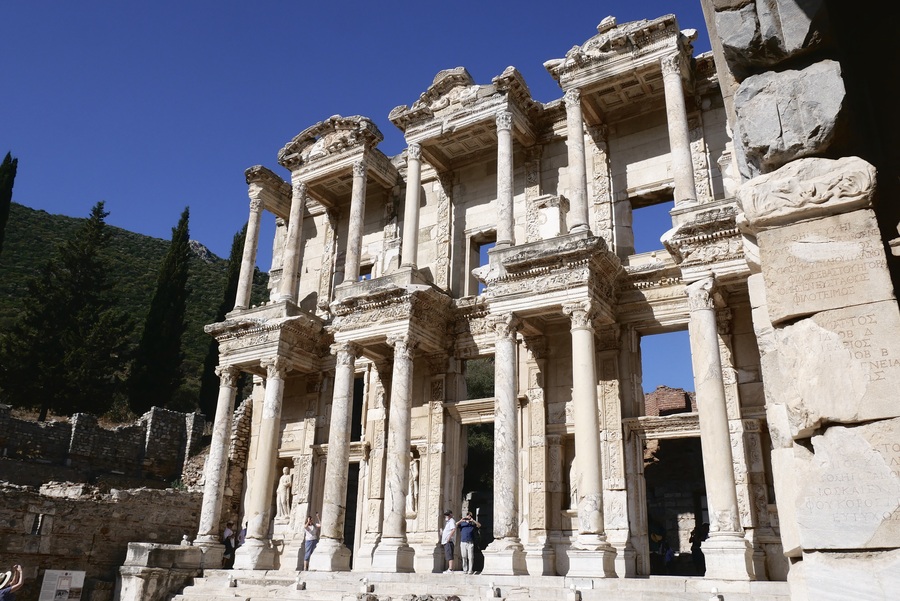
{"left": 278, "top": 115, "right": 384, "bottom": 170}
{"left": 663, "top": 205, "right": 744, "bottom": 267}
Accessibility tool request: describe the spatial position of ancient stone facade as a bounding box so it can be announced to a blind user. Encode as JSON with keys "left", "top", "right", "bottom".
{"left": 172, "top": 4, "right": 898, "bottom": 601}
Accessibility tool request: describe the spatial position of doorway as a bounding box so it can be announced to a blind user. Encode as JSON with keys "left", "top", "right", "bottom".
{"left": 344, "top": 461, "right": 360, "bottom": 567}
{"left": 462, "top": 422, "right": 494, "bottom": 572}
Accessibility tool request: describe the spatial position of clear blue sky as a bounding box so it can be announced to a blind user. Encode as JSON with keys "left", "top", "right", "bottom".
{"left": 2, "top": 1, "right": 707, "bottom": 391}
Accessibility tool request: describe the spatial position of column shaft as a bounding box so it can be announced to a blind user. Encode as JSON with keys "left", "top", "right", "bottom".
{"left": 401, "top": 144, "right": 422, "bottom": 269}
{"left": 493, "top": 316, "right": 519, "bottom": 539}
{"left": 496, "top": 112, "right": 515, "bottom": 248}
{"left": 310, "top": 342, "right": 358, "bottom": 571}
{"left": 344, "top": 161, "right": 368, "bottom": 282}
{"left": 564, "top": 89, "right": 590, "bottom": 234}
{"left": 234, "top": 199, "right": 263, "bottom": 310}
{"left": 277, "top": 182, "right": 307, "bottom": 302}
{"left": 195, "top": 365, "right": 239, "bottom": 545}
{"left": 661, "top": 53, "right": 698, "bottom": 206}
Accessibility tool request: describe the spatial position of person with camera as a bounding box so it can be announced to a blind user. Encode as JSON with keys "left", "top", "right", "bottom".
{"left": 457, "top": 511, "right": 481, "bottom": 574}
{"left": 303, "top": 512, "right": 321, "bottom": 571}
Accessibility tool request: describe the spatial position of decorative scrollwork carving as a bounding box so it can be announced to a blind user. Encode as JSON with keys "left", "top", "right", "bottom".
{"left": 564, "top": 88, "right": 581, "bottom": 108}
{"left": 496, "top": 111, "right": 513, "bottom": 131}
{"left": 387, "top": 333, "right": 419, "bottom": 360}
{"left": 261, "top": 357, "right": 288, "bottom": 380}
{"left": 248, "top": 197, "right": 263, "bottom": 213}
{"left": 215, "top": 364, "right": 240, "bottom": 388}
{"left": 352, "top": 160, "right": 368, "bottom": 178}
{"left": 407, "top": 143, "right": 422, "bottom": 161}
{"left": 563, "top": 300, "right": 594, "bottom": 331}
{"left": 685, "top": 276, "right": 716, "bottom": 312}
{"left": 660, "top": 53, "right": 682, "bottom": 77}
{"left": 331, "top": 341, "right": 361, "bottom": 364}
{"left": 491, "top": 313, "right": 520, "bottom": 339}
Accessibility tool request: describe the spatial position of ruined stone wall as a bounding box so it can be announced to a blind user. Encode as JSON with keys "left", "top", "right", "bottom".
{"left": 0, "top": 405, "right": 205, "bottom": 485}
{"left": 644, "top": 386, "right": 697, "bottom": 417}
{"left": 0, "top": 482, "right": 201, "bottom": 601}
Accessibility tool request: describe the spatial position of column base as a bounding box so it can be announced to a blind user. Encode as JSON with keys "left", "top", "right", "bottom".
{"left": 279, "top": 542, "right": 305, "bottom": 572}
{"left": 524, "top": 543, "right": 556, "bottom": 576}
{"left": 702, "top": 534, "right": 754, "bottom": 581}
{"left": 353, "top": 536, "right": 380, "bottom": 572}
{"left": 191, "top": 540, "right": 226, "bottom": 569}
{"left": 482, "top": 538, "right": 527, "bottom": 575}
{"left": 412, "top": 543, "right": 442, "bottom": 573}
{"left": 233, "top": 539, "right": 275, "bottom": 570}
{"left": 612, "top": 542, "right": 637, "bottom": 578}
{"left": 307, "top": 537, "right": 352, "bottom": 572}
{"left": 371, "top": 537, "right": 415, "bottom": 573}
{"left": 566, "top": 537, "right": 617, "bottom": 578}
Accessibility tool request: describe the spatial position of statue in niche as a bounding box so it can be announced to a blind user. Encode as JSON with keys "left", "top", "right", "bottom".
{"left": 276, "top": 466, "right": 292, "bottom": 520}
{"left": 568, "top": 456, "right": 578, "bottom": 509}
{"left": 407, "top": 452, "right": 420, "bottom": 515}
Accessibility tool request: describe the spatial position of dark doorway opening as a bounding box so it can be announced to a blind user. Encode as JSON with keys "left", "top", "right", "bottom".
{"left": 351, "top": 377, "right": 364, "bottom": 441}
{"left": 462, "top": 422, "right": 494, "bottom": 572}
{"left": 344, "top": 461, "right": 360, "bottom": 567}
{"left": 643, "top": 436, "right": 707, "bottom": 576}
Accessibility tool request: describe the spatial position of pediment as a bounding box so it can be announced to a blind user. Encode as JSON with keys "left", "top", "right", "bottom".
{"left": 278, "top": 115, "right": 383, "bottom": 170}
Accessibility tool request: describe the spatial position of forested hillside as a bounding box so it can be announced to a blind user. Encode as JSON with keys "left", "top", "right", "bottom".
{"left": 0, "top": 202, "right": 268, "bottom": 413}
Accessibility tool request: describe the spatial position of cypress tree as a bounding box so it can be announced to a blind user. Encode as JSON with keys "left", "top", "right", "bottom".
{"left": 128, "top": 207, "right": 191, "bottom": 414}
{"left": 0, "top": 151, "right": 18, "bottom": 256}
{"left": 0, "top": 202, "right": 133, "bottom": 420}
{"left": 197, "top": 223, "right": 246, "bottom": 419}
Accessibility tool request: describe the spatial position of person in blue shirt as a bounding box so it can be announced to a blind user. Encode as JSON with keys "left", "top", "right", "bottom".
{"left": 457, "top": 511, "right": 481, "bottom": 574}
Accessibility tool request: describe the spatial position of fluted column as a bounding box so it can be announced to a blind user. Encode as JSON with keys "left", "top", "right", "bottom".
{"left": 343, "top": 161, "right": 368, "bottom": 282}
{"left": 401, "top": 144, "right": 422, "bottom": 269}
{"left": 234, "top": 358, "right": 288, "bottom": 570}
{"left": 195, "top": 365, "right": 239, "bottom": 547}
{"left": 234, "top": 197, "right": 263, "bottom": 310}
{"left": 562, "top": 301, "right": 616, "bottom": 577}
{"left": 309, "top": 341, "right": 360, "bottom": 572}
{"left": 277, "top": 182, "right": 307, "bottom": 302}
{"left": 564, "top": 89, "right": 590, "bottom": 234}
{"left": 686, "top": 276, "right": 753, "bottom": 580}
{"left": 372, "top": 334, "right": 417, "bottom": 572}
{"left": 482, "top": 314, "right": 526, "bottom": 575}
{"left": 661, "top": 53, "right": 698, "bottom": 206}
{"left": 496, "top": 111, "right": 515, "bottom": 249}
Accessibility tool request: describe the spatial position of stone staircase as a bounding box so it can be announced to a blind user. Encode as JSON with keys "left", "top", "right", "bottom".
{"left": 171, "top": 570, "right": 792, "bottom": 601}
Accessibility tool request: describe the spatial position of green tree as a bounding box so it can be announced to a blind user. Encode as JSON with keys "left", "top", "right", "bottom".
{"left": 197, "top": 224, "right": 246, "bottom": 419}
{"left": 0, "top": 202, "right": 133, "bottom": 420}
{"left": 0, "top": 152, "right": 18, "bottom": 256}
{"left": 128, "top": 207, "right": 191, "bottom": 414}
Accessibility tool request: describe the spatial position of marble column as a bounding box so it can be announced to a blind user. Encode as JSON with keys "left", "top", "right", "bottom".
{"left": 660, "top": 53, "right": 698, "bottom": 207}
{"left": 564, "top": 89, "right": 590, "bottom": 234}
{"left": 234, "top": 197, "right": 263, "bottom": 310}
{"left": 562, "top": 301, "right": 616, "bottom": 577}
{"left": 482, "top": 314, "right": 526, "bottom": 575}
{"left": 194, "top": 365, "right": 240, "bottom": 549}
{"left": 686, "top": 277, "right": 753, "bottom": 580}
{"left": 400, "top": 143, "right": 422, "bottom": 269}
{"left": 496, "top": 111, "right": 515, "bottom": 249}
{"left": 309, "top": 341, "right": 360, "bottom": 572}
{"left": 343, "top": 160, "right": 368, "bottom": 283}
{"left": 277, "top": 181, "right": 307, "bottom": 302}
{"left": 233, "top": 358, "right": 288, "bottom": 570}
{"left": 372, "top": 334, "right": 417, "bottom": 572}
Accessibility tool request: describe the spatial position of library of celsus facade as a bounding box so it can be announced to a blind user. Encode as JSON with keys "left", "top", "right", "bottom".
{"left": 180, "top": 5, "right": 900, "bottom": 600}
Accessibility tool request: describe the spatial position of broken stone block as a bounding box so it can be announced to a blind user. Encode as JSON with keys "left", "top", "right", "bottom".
{"left": 801, "top": 548, "right": 900, "bottom": 600}
{"left": 734, "top": 60, "right": 845, "bottom": 175}
{"left": 770, "top": 447, "right": 801, "bottom": 556}
{"left": 794, "top": 418, "right": 900, "bottom": 550}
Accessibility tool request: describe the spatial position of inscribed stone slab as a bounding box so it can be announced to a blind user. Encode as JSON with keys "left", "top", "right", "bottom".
{"left": 758, "top": 209, "right": 894, "bottom": 324}
{"left": 766, "top": 300, "right": 900, "bottom": 436}
{"left": 794, "top": 418, "right": 900, "bottom": 550}
{"left": 801, "top": 548, "right": 900, "bottom": 601}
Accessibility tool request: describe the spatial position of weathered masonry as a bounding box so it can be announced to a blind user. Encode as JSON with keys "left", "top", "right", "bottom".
{"left": 173, "top": 4, "right": 899, "bottom": 600}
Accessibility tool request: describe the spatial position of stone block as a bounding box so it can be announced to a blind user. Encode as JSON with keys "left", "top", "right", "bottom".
{"left": 757, "top": 210, "right": 893, "bottom": 324}
{"left": 770, "top": 447, "right": 801, "bottom": 556}
{"left": 734, "top": 61, "right": 845, "bottom": 176}
{"left": 794, "top": 418, "right": 900, "bottom": 550}
{"left": 766, "top": 301, "right": 900, "bottom": 436}
{"left": 800, "top": 548, "right": 900, "bottom": 601}
{"left": 765, "top": 403, "right": 793, "bottom": 450}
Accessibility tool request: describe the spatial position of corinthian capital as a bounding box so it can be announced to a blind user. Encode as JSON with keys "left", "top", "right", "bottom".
{"left": 563, "top": 300, "right": 595, "bottom": 331}
{"left": 261, "top": 357, "right": 288, "bottom": 380}
{"left": 292, "top": 181, "right": 308, "bottom": 200}
{"left": 352, "top": 160, "right": 368, "bottom": 178}
{"left": 331, "top": 341, "right": 361, "bottom": 364}
{"left": 248, "top": 197, "right": 263, "bottom": 213}
{"left": 387, "top": 333, "right": 419, "bottom": 360}
{"left": 496, "top": 111, "right": 513, "bottom": 132}
{"left": 686, "top": 276, "right": 717, "bottom": 312}
{"left": 564, "top": 88, "right": 581, "bottom": 108}
{"left": 491, "top": 313, "right": 520, "bottom": 339}
{"left": 215, "top": 364, "right": 240, "bottom": 388}
{"left": 407, "top": 143, "right": 422, "bottom": 161}
{"left": 660, "top": 53, "right": 683, "bottom": 77}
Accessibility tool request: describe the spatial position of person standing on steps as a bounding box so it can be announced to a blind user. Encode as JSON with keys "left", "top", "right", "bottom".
{"left": 303, "top": 513, "right": 321, "bottom": 571}
{"left": 440, "top": 509, "right": 457, "bottom": 573}
{"left": 457, "top": 511, "right": 480, "bottom": 574}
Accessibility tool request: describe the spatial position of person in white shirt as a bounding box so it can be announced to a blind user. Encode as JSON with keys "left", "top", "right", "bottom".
{"left": 440, "top": 509, "right": 457, "bottom": 573}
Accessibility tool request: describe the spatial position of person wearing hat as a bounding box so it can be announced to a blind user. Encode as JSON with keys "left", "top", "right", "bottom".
{"left": 440, "top": 510, "right": 457, "bottom": 573}
{"left": 0, "top": 564, "right": 24, "bottom": 600}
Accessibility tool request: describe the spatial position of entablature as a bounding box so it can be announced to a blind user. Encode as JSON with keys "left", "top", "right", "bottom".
{"left": 245, "top": 165, "right": 291, "bottom": 218}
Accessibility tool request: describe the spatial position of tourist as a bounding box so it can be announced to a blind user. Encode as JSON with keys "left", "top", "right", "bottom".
{"left": 303, "top": 513, "right": 321, "bottom": 571}
{"left": 690, "top": 522, "right": 709, "bottom": 575}
{"left": 0, "top": 564, "right": 24, "bottom": 601}
{"left": 222, "top": 522, "right": 236, "bottom": 569}
{"left": 440, "top": 509, "right": 457, "bottom": 573}
{"left": 457, "top": 511, "right": 480, "bottom": 574}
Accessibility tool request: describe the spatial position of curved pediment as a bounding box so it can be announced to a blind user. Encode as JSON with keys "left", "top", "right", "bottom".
{"left": 278, "top": 115, "right": 384, "bottom": 170}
